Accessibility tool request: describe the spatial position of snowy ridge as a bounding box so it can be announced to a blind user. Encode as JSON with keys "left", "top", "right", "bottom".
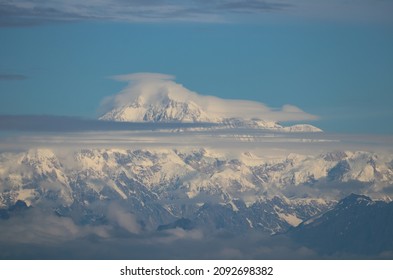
{"left": 1, "top": 148, "right": 392, "bottom": 233}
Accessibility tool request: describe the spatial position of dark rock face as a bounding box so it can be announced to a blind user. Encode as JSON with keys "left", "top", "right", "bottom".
{"left": 0, "top": 200, "right": 30, "bottom": 220}
{"left": 327, "top": 160, "right": 351, "bottom": 181}
{"left": 289, "top": 194, "right": 393, "bottom": 256}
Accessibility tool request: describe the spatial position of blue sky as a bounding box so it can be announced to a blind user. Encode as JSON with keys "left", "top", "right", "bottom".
{"left": 0, "top": 0, "right": 393, "bottom": 134}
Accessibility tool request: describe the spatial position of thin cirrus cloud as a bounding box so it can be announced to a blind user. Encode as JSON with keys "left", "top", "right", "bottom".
{"left": 0, "top": 73, "right": 27, "bottom": 81}
{"left": 1, "top": 0, "right": 391, "bottom": 27}
{"left": 0, "top": 0, "right": 284, "bottom": 27}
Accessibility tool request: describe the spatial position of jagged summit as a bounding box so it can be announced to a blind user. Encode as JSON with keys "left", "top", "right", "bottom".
{"left": 337, "top": 193, "right": 374, "bottom": 208}
{"left": 100, "top": 96, "right": 216, "bottom": 123}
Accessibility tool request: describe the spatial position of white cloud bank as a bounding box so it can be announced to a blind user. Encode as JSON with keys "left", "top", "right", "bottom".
{"left": 100, "top": 72, "right": 318, "bottom": 122}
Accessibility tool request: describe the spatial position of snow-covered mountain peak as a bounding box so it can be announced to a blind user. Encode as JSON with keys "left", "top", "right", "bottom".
{"left": 100, "top": 79, "right": 216, "bottom": 123}
{"left": 25, "top": 148, "right": 57, "bottom": 161}
{"left": 21, "top": 149, "right": 63, "bottom": 175}
{"left": 322, "top": 151, "right": 348, "bottom": 162}
{"left": 99, "top": 73, "right": 322, "bottom": 132}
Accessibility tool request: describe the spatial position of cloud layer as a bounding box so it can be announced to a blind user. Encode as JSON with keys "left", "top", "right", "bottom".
{"left": 0, "top": 115, "right": 214, "bottom": 132}
{"left": 0, "top": 208, "right": 317, "bottom": 259}
{"left": 102, "top": 72, "right": 318, "bottom": 122}
{"left": 1, "top": 0, "right": 392, "bottom": 27}
{"left": 0, "top": 0, "right": 288, "bottom": 27}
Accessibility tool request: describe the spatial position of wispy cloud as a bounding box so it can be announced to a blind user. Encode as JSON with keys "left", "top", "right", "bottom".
{"left": 0, "top": 0, "right": 227, "bottom": 27}
{"left": 107, "top": 203, "right": 141, "bottom": 234}
{"left": 0, "top": 1, "right": 86, "bottom": 27}
{"left": 0, "top": 74, "right": 27, "bottom": 81}
{"left": 0, "top": 208, "right": 110, "bottom": 245}
{"left": 216, "top": 0, "right": 291, "bottom": 13}
{"left": 3, "top": 0, "right": 391, "bottom": 27}
{"left": 0, "top": 209, "right": 317, "bottom": 259}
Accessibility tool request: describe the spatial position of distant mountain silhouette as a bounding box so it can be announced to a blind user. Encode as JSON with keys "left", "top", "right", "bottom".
{"left": 289, "top": 193, "right": 393, "bottom": 256}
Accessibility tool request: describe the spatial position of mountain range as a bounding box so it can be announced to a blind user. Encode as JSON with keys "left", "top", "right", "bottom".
{"left": 1, "top": 148, "right": 392, "bottom": 235}
{"left": 1, "top": 88, "right": 393, "bottom": 258}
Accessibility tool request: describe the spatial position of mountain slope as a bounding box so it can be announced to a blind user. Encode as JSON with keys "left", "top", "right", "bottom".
{"left": 289, "top": 194, "right": 393, "bottom": 256}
